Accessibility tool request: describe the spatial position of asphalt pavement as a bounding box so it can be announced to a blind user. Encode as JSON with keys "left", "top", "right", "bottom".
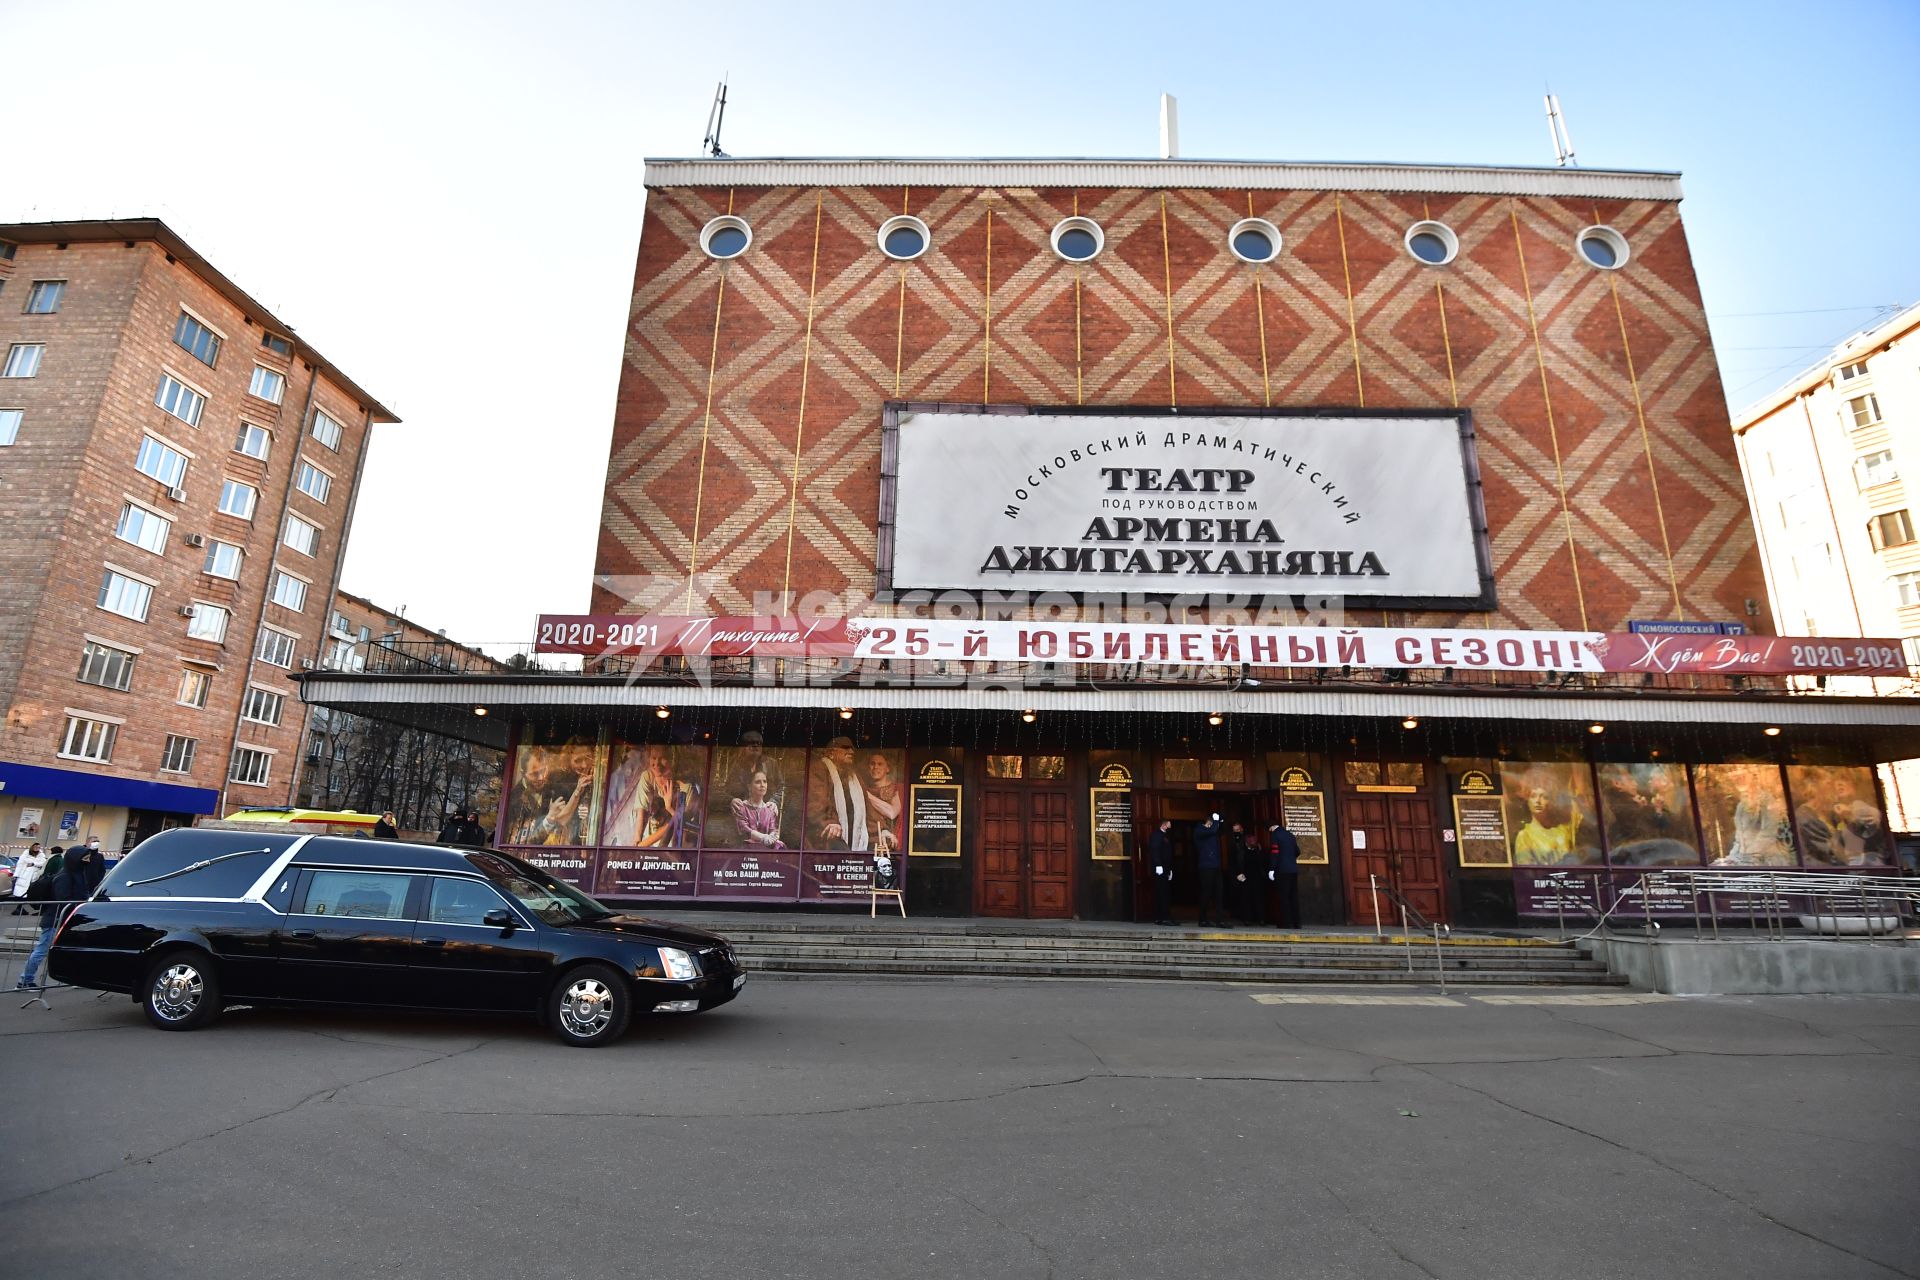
{"left": 1, "top": 976, "right": 1915, "bottom": 1279}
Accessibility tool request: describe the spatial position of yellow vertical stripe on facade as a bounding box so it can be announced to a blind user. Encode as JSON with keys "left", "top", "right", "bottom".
{"left": 1160, "top": 193, "right": 1177, "bottom": 407}
{"left": 1510, "top": 201, "right": 1590, "bottom": 631}
{"left": 683, "top": 188, "right": 735, "bottom": 613}
{"left": 1607, "top": 269, "right": 1683, "bottom": 616}
{"left": 893, "top": 186, "right": 910, "bottom": 398}
{"left": 1334, "top": 193, "right": 1365, "bottom": 407}
{"left": 780, "top": 190, "right": 825, "bottom": 602}
{"left": 1424, "top": 200, "right": 1460, "bottom": 410}
{"left": 982, "top": 204, "right": 993, "bottom": 404}
{"left": 1249, "top": 193, "right": 1272, "bottom": 408}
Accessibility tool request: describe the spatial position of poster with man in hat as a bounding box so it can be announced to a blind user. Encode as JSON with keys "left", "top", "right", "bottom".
{"left": 806, "top": 736, "right": 870, "bottom": 851}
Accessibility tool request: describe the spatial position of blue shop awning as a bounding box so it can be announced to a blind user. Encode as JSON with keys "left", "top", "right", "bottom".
{"left": 0, "top": 761, "right": 220, "bottom": 815}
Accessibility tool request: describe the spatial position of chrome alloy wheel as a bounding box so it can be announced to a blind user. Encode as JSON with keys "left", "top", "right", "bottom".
{"left": 151, "top": 962, "right": 205, "bottom": 1023}
{"left": 559, "top": 975, "right": 615, "bottom": 1039}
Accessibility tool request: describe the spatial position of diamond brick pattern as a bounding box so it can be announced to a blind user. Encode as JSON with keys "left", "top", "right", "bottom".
{"left": 596, "top": 183, "right": 1769, "bottom": 633}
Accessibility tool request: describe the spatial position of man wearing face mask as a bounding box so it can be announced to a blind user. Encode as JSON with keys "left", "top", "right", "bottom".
{"left": 1194, "top": 814, "right": 1224, "bottom": 927}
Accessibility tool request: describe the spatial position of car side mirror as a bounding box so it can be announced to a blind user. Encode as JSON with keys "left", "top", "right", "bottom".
{"left": 482, "top": 908, "right": 516, "bottom": 932}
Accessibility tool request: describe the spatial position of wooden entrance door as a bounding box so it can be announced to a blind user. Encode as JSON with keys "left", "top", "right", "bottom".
{"left": 979, "top": 786, "right": 1073, "bottom": 918}
{"left": 1340, "top": 792, "right": 1446, "bottom": 926}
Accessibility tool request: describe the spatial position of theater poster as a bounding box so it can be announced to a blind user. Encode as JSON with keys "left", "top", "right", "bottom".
{"left": 501, "top": 727, "right": 602, "bottom": 849}
{"left": 601, "top": 740, "right": 707, "bottom": 850}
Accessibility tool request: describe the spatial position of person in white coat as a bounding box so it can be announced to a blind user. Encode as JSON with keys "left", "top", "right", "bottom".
{"left": 10, "top": 843, "right": 47, "bottom": 902}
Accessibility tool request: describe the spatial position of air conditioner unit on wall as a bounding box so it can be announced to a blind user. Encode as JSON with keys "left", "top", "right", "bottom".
{"left": 178, "top": 604, "right": 196, "bottom": 618}
{"left": 299, "top": 658, "right": 316, "bottom": 670}
{"left": 184, "top": 533, "right": 206, "bottom": 548}
{"left": 167, "top": 486, "right": 187, "bottom": 502}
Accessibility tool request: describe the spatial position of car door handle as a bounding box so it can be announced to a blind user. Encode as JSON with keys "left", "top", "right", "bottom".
{"left": 420, "top": 936, "right": 447, "bottom": 948}
{"left": 289, "top": 930, "right": 317, "bottom": 941}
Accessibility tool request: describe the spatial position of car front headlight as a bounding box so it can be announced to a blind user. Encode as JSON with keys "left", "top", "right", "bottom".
{"left": 658, "top": 946, "right": 699, "bottom": 980}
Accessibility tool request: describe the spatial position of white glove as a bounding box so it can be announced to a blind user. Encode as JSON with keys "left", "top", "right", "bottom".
{"left": 1269, "top": 870, "right": 1276, "bottom": 881}
{"left": 1154, "top": 865, "right": 1164, "bottom": 876}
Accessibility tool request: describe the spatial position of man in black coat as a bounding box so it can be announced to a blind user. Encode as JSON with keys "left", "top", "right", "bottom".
{"left": 1269, "top": 822, "right": 1303, "bottom": 928}
{"left": 1238, "top": 823, "right": 1271, "bottom": 925}
{"left": 1147, "top": 819, "right": 1175, "bottom": 926}
{"left": 1193, "top": 815, "right": 1224, "bottom": 926}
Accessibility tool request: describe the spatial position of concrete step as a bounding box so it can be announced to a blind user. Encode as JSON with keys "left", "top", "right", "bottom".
{"left": 741, "top": 954, "right": 1627, "bottom": 985}
{"left": 724, "top": 934, "right": 1577, "bottom": 961}
{"left": 733, "top": 943, "right": 1611, "bottom": 973}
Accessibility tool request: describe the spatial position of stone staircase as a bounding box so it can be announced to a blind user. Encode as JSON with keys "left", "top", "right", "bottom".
{"left": 654, "top": 915, "right": 1625, "bottom": 986}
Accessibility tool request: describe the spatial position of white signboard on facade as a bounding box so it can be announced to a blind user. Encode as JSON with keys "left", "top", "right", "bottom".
{"left": 887, "top": 410, "right": 1487, "bottom": 600}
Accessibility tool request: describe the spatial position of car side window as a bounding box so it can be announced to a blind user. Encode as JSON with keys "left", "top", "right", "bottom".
{"left": 427, "top": 877, "right": 514, "bottom": 926}
{"left": 298, "top": 870, "right": 409, "bottom": 919}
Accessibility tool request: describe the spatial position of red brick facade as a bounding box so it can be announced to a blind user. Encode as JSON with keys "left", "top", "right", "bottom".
{"left": 595, "top": 166, "right": 1770, "bottom": 635}
{"left": 0, "top": 220, "right": 395, "bottom": 830}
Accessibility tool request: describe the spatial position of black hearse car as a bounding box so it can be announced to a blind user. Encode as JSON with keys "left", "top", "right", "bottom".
{"left": 47, "top": 829, "right": 744, "bottom": 1046}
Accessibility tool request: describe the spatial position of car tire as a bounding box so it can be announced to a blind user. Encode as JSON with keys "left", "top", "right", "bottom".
{"left": 142, "top": 949, "right": 221, "bottom": 1032}
{"left": 548, "top": 963, "right": 631, "bottom": 1047}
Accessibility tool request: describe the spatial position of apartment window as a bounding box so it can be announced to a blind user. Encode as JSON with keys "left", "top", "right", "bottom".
{"left": 256, "top": 627, "right": 298, "bottom": 668}
{"left": 1837, "top": 361, "right": 1869, "bottom": 382}
{"left": 203, "top": 540, "right": 244, "bottom": 579}
{"left": 172, "top": 312, "right": 223, "bottom": 368}
{"left": 77, "top": 641, "right": 137, "bottom": 692}
{"left": 248, "top": 365, "right": 286, "bottom": 404}
{"left": 114, "top": 502, "right": 171, "bottom": 554}
{"left": 1855, "top": 450, "right": 1899, "bottom": 489}
{"left": 160, "top": 734, "right": 198, "bottom": 774}
{"left": 135, "top": 435, "right": 189, "bottom": 488}
{"left": 24, "top": 281, "right": 64, "bottom": 314}
{"left": 332, "top": 611, "right": 353, "bottom": 636}
{"left": 294, "top": 460, "right": 332, "bottom": 503}
{"left": 228, "top": 746, "right": 273, "bottom": 786}
{"left": 0, "top": 408, "right": 19, "bottom": 446}
{"left": 261, "top": 333, "right": 293, "bottom": 358}
{"left": 1894, "top": 572, "right": 1920, "bottom": 609}
{"left": 310, "top": 408, "right": 343, "bottom": 450}
{"left": 177, "top": 667, "right": 211, "bottom": 707}
{"left": 60, "top": 715, "right": 118, "bottom": 763}
{"left": 217, "top": 478, "right": 258, "bottom": 519}
{"left": 271, "top": 571, "right": 309, "bottom": 611}
{"left": 241, "top": 685, "right": 285, "bottom": 726}
{"left": 3, "top": 343, "right": 45, "bottom": 377}
{"left": 185, "top": 602, "right": 229, "bottom": 643}
{"left": 98, "top": 569, "right": 153, "bottom": 622}
{"left": 326, "top": 636, "right": 365, "bottom": 671}
{"left": 283, "top": 514, "right": 320, "bottom": 556}
{"left": 155, "top": 372, "right": 206, "bottom": 426}
{"left": 234, "top": 423, "right": 271, "bottom": 462}
{"left": 1849, "top": 393, "right": 1884, "bottom": 428}
{"left": 1868, "top": 509, "right": 1915, "bottom": 551}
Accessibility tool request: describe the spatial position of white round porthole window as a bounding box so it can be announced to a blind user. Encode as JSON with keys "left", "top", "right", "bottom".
{"left": 699, "top": 215, "right": 752, "bottom": 260}
{"left": 1577, "top": 225, "right": 1629, "bottom": 270}
{"left": 1050, "top": 216, "right": 1104, "bottom": 263}
{"left": 1228, "top": 218, "right": 1282, "bottom": 264}
{"left": 876, "top": 214, "right": 931, "bottom": 261}
{"left": 1404, "top": 221, "right": 1459, "bottom": 266}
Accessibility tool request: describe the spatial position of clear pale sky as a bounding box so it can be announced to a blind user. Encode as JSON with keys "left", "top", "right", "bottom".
{"left": 9, "top": 0, "right": 1918, "bottom": 647}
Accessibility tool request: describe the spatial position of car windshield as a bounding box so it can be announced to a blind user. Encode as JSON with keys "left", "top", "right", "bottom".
{"left": 465, "top": 851, "right": 612, "bottom": 927}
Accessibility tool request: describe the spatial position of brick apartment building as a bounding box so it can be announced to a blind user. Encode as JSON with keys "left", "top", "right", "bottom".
{"left": 0, "top": 219, "right": 397, "bottom": 852}
{"left": 297, "top": 589, "right": 505, "bottom": 834}
{"left": 302, "top": 157, "right": 1920, "bottom": 922}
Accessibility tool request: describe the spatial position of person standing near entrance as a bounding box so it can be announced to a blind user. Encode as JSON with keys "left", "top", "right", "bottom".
{"left": 1238, "top": 823, "right": 1271, "bottom": 925}
{"left": 1268, "top": 822, "right": 1303, "bottom": 928}
{"left": 1147, "top": 819, "right": 1175, "bottom": 926}
{"left": 1194, "top": 814, "right": 1224, "bottom": 926}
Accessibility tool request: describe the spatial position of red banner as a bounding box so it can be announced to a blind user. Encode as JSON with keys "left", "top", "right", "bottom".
{"left": 534, "top": 615, "right": 1907, "bottom": 677}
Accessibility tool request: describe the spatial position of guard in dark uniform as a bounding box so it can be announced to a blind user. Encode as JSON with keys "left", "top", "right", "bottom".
{"left": 1148, "top": 819, "right": 1175, "bottom": 925}
{"left": 1239, "top": 823, "right": 1271, "bottom": 924}
{"left": 1194, "top": 815, "right": 1224, "bottom": 926}
{"left": 1269, "top": 822, "right": 1303, "bottom": 928}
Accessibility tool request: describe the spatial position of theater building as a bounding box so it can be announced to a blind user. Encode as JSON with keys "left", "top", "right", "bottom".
{"left": 301, "top": 157, "right": 1920, "bottom": 922}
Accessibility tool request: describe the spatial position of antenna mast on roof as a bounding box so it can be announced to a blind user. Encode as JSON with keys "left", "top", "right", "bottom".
{"left": 1545, "top": 93, "right": 1577, "bottom": 167}
{"left": 702, "top": 78, "right": 730, "bottom": 158}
